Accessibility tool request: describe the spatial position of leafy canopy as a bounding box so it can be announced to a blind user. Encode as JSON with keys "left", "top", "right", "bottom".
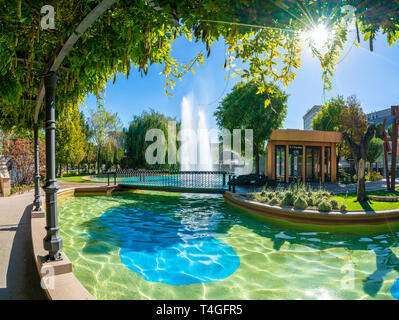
{"left": 312, "top": 95, "right": 346, "bottom": 132}
{"left": 214, "top": 80, "right": 288, "bottom": 154}
{"left": 88, "top": 103, "right": 121, "bottom": 149}
{"left": 56, "top": 104, "right": 87, "bottom": 167}
{"left": 367, "top": 137, "right": 383, "bottom": 164}
{"left": 0, "top": 1, "right": 398, "bottom": 130}
{"left": 338, "top": 95, "right": 368, "bottom": 144}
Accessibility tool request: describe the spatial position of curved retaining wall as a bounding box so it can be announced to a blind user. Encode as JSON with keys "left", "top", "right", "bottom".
{"left": 224, "top": 192, "right": 399, "bottom": 226}
{"left": 31, "top": 185, "right": 118, "bottom": 300}
{"left": 34, "top": 187, "right": 399, "bottom": 299}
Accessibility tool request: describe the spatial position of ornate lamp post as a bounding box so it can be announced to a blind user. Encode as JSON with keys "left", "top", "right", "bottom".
{"left": 42, "top": 71, "right": 63, "bottom": 261}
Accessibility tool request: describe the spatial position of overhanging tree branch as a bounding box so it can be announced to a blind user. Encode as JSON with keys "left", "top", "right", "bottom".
{"left": 33, "top": 0, "right": 117, "bottom": 123}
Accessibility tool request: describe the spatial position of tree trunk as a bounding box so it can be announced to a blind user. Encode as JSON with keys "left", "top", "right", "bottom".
{"left": 78, "top": 163, "right": 80, "bottom": 175}
{"left": 336, "top": 146, "right": 341, "bottom": 181}
{"left": 97, "top": 147, "right": 101, "bottom": 175}
{"left": 255, "top": 152, "right": 260, "bottom": 174}
{"left": 357, "top": 158, "right": 366, "bottom": 202}
{"left": 343, "top": 125, "right": 375, "bottom": 202}
{"left": 59, "top": 164, "right": 63, "bottom": 178}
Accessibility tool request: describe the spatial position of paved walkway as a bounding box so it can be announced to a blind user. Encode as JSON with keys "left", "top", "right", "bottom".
{"left": 0, "top": 181, "right": 106, "bottom": 300}
{"left": 0, "top": 190, "right": 46, "bottom": 300}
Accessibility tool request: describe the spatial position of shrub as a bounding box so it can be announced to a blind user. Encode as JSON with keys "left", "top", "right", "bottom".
{"left": 330, "top": 199, "right": 339, "bottom": 210}
{"left": 366, "top": 171, "right": 383, "bottom": 181}
{"left": 247, "top": 193, "right": 257, "bottom": 200}
{"left": 264, "top": 192, "right": 273, "bottom": 200}
{"left": 294, "top": 196, "right": 308, "bottom": 210}
{"left": 313, "top": 196, "right": 325, "bottom": 207}
{"left": 318, "top": 199, "right": 332, "bottom": 212}
{"left": 261, "top": 190, "right": 267, "bottom": 197}
{"left": 316, "top": 190, "right": 331, "bottom": 198}
{"left": 254, "top": 193, "right": 265, "bottom": 202}
{"left": 307, "top": 196, "right": 314, "bottom": 206}
{"left": 269, "top": 197, "right": 279, "bottom": 205}
{"left": 340, "top": 202, "right": 347, "bottom": 212}
{"left": 3, "top": 138, "right": 46, "bottom": 186}
{"left": 281, "top": 191, "right": 295, "bottom": 206}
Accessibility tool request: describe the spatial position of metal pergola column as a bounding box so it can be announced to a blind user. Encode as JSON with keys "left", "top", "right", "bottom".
{"left": 33, "top": 123, "right": 42, "bottom": 211}
{"left": 32, "top": 0, "right": 117, "bottom": 261}
{"left": 42, "top": 71, "right": 63, "bottom": 261}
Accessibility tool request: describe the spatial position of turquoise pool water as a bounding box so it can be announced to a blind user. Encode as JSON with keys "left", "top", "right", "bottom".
{"left": 90, "top": 175, "right": 227, "bottom": 190}
{"left": 58, "top": 190, "right": 399, "bottom": 300}
{"left": 100, "top": 207, "right": 240, "bottom": 285}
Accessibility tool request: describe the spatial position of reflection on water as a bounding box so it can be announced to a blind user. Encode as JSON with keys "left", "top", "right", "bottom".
{"left": 58, "top": 191, "right": 399, "bottom": 300}
{"left": 97, "top": 207, "right": 240, "bottom": 285}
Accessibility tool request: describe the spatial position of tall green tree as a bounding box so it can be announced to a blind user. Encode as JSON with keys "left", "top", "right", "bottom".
{"left": 101, "top": 133, "right": 124, "bottom": 170}
{"left": 125, "top": 109, "right": 179, "bottom": 170}
{"left": 311, "top": 95, "right": 351, "bottom": 171}
{"left": 55, "top": 104, "right": 86, "bottom": 177}
{"left": 214, "top": 81, "right": 288, "bottom": 174}
{"left": 88, "top": 104, "right": 121, "bottom": 174}
{"left": 85, "top": 142, "right": 97, "bottom": 174}
{"left": 339, "top": 96, "right": 375, "bottom": 202}
{"left": 367, "top": 138, "right": 383, "bottom": 173}
{"left": 312, "top": 96, "right": 345, "bottom": 132}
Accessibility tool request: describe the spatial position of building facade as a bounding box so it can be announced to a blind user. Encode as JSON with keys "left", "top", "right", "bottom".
{"left": 265, "top": 129, "right": 342, "bottom": 183}
{"left": 366, "top": 108, "right": 393, "bottom": 126}
{"left": 302, "top": 105, "right": 322, "bottom": 130}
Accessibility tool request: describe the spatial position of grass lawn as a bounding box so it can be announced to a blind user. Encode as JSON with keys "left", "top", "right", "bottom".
{"left": 332, "top": 190, "right": 399, "bottom": 211}
{"left": 57, "top": 175, "right": 95, "bottom": 183}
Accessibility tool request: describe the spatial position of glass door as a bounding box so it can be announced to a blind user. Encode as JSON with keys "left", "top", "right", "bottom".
{"left": 275, "top": 145, "right": 286, "bottom": 182}
{"left": 324, "top": 147, "right": 331, "bottom": 182}
{"left": 289, "top": 145, "right": 303, "bottom": 182}
{"left": 305, "top": 146, "right": 321, "bottom": 182}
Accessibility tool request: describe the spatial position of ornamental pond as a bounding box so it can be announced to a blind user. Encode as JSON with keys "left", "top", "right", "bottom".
{"left": 58, "top": 190, "right": 399, "bottom": 300}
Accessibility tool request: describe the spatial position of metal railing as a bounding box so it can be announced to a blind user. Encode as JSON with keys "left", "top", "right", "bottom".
{"left": 100, "top": 169, "right": 230, "bottom": 191}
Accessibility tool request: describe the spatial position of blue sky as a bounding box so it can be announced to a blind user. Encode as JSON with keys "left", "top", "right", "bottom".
{"left": 80, "top": 26, "right": 399, "bottom": 132}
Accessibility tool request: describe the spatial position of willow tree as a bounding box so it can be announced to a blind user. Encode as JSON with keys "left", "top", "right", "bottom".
{"left": 125, "top": 109, "right": 179, "bottom": 170}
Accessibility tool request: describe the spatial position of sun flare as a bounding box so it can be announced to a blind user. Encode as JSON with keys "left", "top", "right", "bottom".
{"left": 301, "top": 24, "right": 332, "bottom": 51}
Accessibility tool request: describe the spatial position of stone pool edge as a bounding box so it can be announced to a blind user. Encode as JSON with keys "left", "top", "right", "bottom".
{"left": 223, "top": 191, "right": 399, "bottom": 226}
{"left": 30, "top": 186, "right": 118, "bottom": 300}
{"left": 32, "top": 186, "right": 399, "bottom": 299}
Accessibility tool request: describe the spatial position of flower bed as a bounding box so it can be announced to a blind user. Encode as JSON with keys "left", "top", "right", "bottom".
{"left": 246, "top": 185, "right": 346, "bottom": 212}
